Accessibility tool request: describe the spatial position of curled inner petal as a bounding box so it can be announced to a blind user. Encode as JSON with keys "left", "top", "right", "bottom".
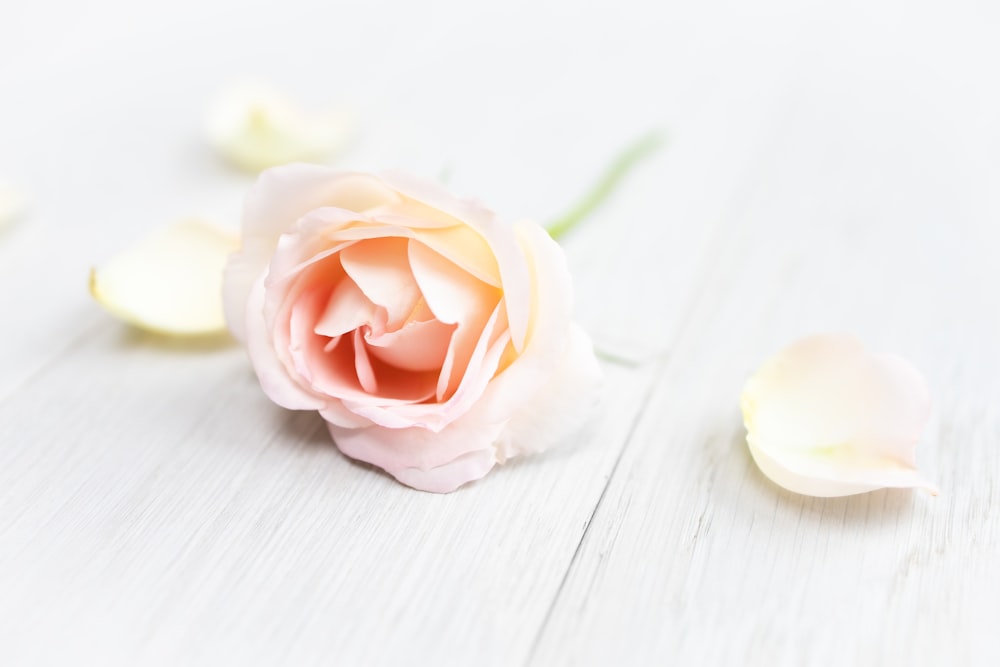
{"left": 407, "top": 238, "right": 501, "bottom": 401}
{"left": 314, "top": 274, "right": 380, "bottom": 339}
{"left": 353, "top": 329, "right": 378, "bottom": 394}
{"left": 364, "top": 318, "right": 455, "bottom": 372}
{"left": 339, "top": 237, "right": 422, "bottom": 329}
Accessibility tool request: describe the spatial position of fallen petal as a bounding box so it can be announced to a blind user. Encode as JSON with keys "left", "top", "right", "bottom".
{"left": 90, "top": 219, "right": 239, "bottom": 336}
{"left": 204, "top": 82, "right": 353, "bottom": 172}
{"left": 0, "top": 185, "right": 26, "bottom": 230}
{"left": 741, "top": 333, "right": 937, "bottom": 497}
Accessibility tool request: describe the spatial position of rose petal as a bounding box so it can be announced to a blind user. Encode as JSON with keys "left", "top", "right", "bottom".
{"left": 310, "top": 214, "right": 504, "bottom": 289}
{"left": 304, "top": 322, "right": 438, "bottom": 406}
{"left": 329, "top": 418, "right": 503, "bottom": 493}
{"left": 343, "top": 302, "right": 508, "bottom": 430}
{"left": 406, "top": 239, "right": 499, "bottom": 326}
{"left": 380, "top": 170, "right": 531, "bottom": 351}
{"left": 407, "top": 238, "right": 502, "bottom": 400}
{"left": 264, "top": 207, "right": 365, "bottom": 292}
{"left": 364, "top": 318, "right": 455, "bottom": 372}
{"left": 746, "top": 440, "right": 936, "bottom": 498}
{"left": 224, "top": 167, "right": 398, "bottom": 340}
{"left": 493, "top": 323, "right": 602, "bottom": 460}
{"left": 378, "top": 170, "right": 498, "bottom": 232}
{"left": 471, "top": 220, "right": 580, "bottom": 426}
{"left": 370, "top": 212, "right": 502, "bottom": 287}
{"left": 313, "top": 275, "right": 380, "bottom": 338}
{"left": 366, "top": 219, "right": 591, "bottom": 442}
{"left": 741, "top": 333, "right": 937, "bottom": 497}
{"left": 389, "top": 448, "right": 498, "bottom": 494}
{"left": 287, "top": 284, "right": 337, "bottom": 384}
{"left": 287, "top": 276, "right": 436, "bottom": 406}
{"left": 448, "top": 222, "right": 601, "bottom": 463}
{"left": 353, "top": 329, "right": 378, "bottom": 394}
{"left": 270, "top": 253, "right": 346, "bottom": 387}
{"left": 244, "top": 276, "right": 327, "bottom": 410}
{"left": 0, "top": 185, "right": 26, "bottom": 230}
{"left": 339, "top": 237, "right": 422, "bottom": 329}
{"left": 204, "top": 82, "right": 353, "bottom": 172}
{"left": 90, "top": 219, "right": 238, "bottom": 336}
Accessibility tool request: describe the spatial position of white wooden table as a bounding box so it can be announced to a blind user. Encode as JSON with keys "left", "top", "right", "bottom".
{"left": 2, "top": 1, "right": 998, "bottom": 665}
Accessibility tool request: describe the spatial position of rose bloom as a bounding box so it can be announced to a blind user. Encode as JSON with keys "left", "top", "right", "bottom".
{"left": 223, "top": 165, "right": 601, "bottom": 492}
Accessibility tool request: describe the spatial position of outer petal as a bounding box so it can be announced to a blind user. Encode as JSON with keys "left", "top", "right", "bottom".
{"left": 472, "top": 220, "right": 580, "bottom": 426}
{"left": 493, "top": 323, "right": 602, "bottom": 459}
{"left": 243, "top": 275, "right": 328, "bottom": 411}
{"left": 223, "top": 166, "right": 398, "bottom": 340}
{"left": 390, "top": 449, "right": 497, "bottom": 494}
{"left": 741, "top": 333, "right": 936, "bottom": 497}
{"left": 329, "top": 419, "right": 504, "bottom": 493}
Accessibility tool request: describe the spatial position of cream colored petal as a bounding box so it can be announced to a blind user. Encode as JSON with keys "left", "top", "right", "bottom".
{"left": 741, "top": 333, "right": 937, "bottom": 497}
{"left": 369, "top": 213, "right": 503, "bottom": 287}
{"left": 746, "top": 439, "right": 937, "bottom": 498}
{"left": 339, "top": 237, "right": 422, "bottom": 329}
{"left": 493, "top": 323, "right": 602, "bottom": 460}
{"left": 472, "top": 220, "right": 580, "bottom": 426}
{"left": 317, "top": 212, "right": 503, "bottom": 288}
{"left": 379, "top": 170, "right": 531, "bottom": 350}
{"left": 407, "top": 238, "right": 501, "bottom": 400}
{"left": 313, "top": 277, "right": 379, "bottom": 339}
{"left": 364, "top": 318, "right": 455, "bottom": 372}
{"left": 90, "top": 219, "right": 239, "bottom": 336}
{"left": 205, "top": 82, "right": 353, "bottom": 173}
{"left": 224, "top": 168, "right": 397, "bottom": 342}
{"left": 0, "top": 185, "right": 26, "bottom": 230}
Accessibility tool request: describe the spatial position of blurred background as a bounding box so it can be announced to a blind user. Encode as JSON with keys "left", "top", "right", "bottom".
{"left": 4, "top": 0, "right": 997, "bottom": 224}
{"left": 3, "top": 0, "right": 998, "bottom": 391}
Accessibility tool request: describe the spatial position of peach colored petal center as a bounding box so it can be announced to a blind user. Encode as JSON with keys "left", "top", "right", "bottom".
{"left": 269, "top": 231, "right": 504, "bottom": 411}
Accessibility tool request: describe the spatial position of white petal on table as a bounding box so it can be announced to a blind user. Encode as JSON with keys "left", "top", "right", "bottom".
{"left": 204, "top": 82, "right": 353, "bottom": 172}
{"left": 90, "top": 219, "right": 239, "bottom": 336}
{"left": 0, "top": 186, "right": 26, "bottom": 230}
{"left": 741, "top": 333, "right": 937, "bottom": 497}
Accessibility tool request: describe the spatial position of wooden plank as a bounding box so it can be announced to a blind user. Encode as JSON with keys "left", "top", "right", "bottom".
{"left": 0, "top": 63, "right": 791, "bottom": 663}
{"left": 0, "top": 151, "right": 683, "bottom": 666}
{"left": 531, "top": 40, "right": 1000, "bottom": 666}
{"left": 0, "top": 324, "right": 648, "bottom": 665}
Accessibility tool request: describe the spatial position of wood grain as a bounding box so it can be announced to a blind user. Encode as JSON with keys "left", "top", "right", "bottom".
{"left": 532, "top": 30, "right": 1000, "bottom": 666}
{"left": 2, "top": 2, "right": 999, "bottom": 666}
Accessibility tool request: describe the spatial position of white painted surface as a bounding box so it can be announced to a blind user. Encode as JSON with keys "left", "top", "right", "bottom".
{"left": 2, "top": 1, "right": 998, "bottom": 665}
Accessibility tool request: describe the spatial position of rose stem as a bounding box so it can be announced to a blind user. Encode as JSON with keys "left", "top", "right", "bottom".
{"left": 546, "top": 129, "right": 664, "bottom": 241}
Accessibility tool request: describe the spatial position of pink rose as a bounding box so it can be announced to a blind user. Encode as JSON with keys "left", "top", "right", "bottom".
{"left": 223, "top": 165, "right": 601, "bottom": 492}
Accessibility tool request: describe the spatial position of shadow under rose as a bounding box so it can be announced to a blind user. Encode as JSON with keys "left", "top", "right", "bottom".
{"left": 279, "top": 410, "right": 334, "bottom": 450}
{"left": 280, "top": 411, "right": 418, "bottom": 492}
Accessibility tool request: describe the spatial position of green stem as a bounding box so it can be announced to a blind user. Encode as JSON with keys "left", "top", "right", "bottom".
{"left": 546, "top": 130, "right": 664, "bottom": 241}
